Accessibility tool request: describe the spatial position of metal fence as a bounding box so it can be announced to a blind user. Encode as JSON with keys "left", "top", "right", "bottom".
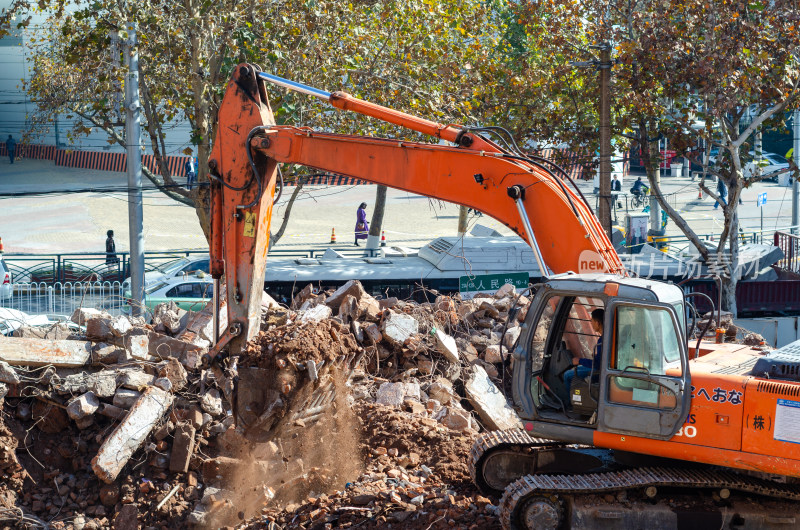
{"left": 774, "top": 231, "right": 800, "bottom": 275}
{"left": 0, "top": 281, "right": 125, "bottom": 317}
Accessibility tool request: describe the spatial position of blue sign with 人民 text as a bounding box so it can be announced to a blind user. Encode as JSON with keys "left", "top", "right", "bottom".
{"left": 757, "top": 192, "right": 767, "bottom": 207}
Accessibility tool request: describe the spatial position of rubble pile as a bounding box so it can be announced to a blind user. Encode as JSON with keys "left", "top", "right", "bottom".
{"left": 0, "top": 280, "right": 530, "bottom": 528}
{"left": 241, "top": 403, "right": 500, "bottom": 530}
{"left": 0, "top": 301, "right": 235, "bottom": 529}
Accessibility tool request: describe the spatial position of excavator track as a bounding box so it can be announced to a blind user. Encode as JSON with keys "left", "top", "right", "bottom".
{"left": 499, "top": 466, "right": 800, "bottom": 530}
{"left": 470, "top": 430, "right": 611, "bottom": 496}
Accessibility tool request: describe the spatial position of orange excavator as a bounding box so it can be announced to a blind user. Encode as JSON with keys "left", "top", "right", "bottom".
{"left": 208, "top": 64, "right": 800, "bottom": 529}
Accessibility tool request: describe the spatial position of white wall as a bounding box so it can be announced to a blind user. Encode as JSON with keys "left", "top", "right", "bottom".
{"left": 0, "top": 3, "right": 191, "bottom": 156}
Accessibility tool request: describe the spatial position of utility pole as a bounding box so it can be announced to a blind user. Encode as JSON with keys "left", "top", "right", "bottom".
{"left": 124, "top": 23, "right": 145, "bottom": 316}
{"left": 793, "top": 109, "right": 799, "bottom": 234}
{"left": 598, "top": 44, "right": 613, "bottom": 238}
{"left": 571, "top": 44, "right": 613, "bottom": 237}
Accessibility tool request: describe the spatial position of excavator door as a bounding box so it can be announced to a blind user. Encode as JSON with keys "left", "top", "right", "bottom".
{"left": 597, "top": 299, "right": 690, "bottom": 440}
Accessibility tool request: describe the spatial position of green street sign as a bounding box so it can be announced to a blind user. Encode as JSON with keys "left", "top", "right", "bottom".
{"left": 459, "top": 272, "right": 529, "bottom": 297}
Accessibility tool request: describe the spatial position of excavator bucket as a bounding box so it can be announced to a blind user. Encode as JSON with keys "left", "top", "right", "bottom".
{"left": 232, "top": 330, "right": 364, "bottom": 442}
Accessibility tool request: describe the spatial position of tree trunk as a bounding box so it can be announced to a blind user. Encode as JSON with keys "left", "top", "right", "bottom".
{"left": 366, "top": 184, "right": 387, "bottom": 250}
{"left": 457, "top": 205, "right": 469, "bottom": 236}
{"left": 270, "top": 176, "right": 306, "bottom": 247}
{"left": 720, "top": 207, "right": 740, "bottom": 317}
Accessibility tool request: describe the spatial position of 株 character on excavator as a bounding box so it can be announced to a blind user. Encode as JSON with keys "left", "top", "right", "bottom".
{"left": 206, "top": 63, "right": 800, "bottom": 529}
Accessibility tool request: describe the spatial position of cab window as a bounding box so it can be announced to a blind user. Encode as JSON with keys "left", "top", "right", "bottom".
{"left": 608, "top": 304, "right": 682, "bottom": 410}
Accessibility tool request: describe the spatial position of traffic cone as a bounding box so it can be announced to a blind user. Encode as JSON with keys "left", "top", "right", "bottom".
{"left": 0, "top": 237, "right": 3, "bottom": 253}
{"left": 698, "top": 187, "right": 703, "bottom": 199}
{"left": 329, "top": 228, "right": 337, "bottom": 244}
{"left": 381, "top": 231, "right": 387, "bottom": 247}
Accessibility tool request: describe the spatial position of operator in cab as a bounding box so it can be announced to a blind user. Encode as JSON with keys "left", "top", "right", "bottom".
{"left": 564, "top": 308, "right": 604, "bottom": 387}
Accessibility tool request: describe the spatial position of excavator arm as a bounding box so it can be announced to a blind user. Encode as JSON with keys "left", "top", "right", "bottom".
{"left": 207, "top": 63, "right": 623, "bottom": 357}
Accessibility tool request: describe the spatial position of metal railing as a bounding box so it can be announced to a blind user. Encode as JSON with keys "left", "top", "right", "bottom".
{"left": 775, "top": 231, "right": 800, "bottom": 275}
{"left": 1, "top": 281, "right": 125, "bottom": 317}
{"left": 1, "top": 246, "right": 383, "bottom": 286}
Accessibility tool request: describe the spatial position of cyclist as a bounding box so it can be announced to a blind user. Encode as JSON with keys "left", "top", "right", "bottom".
{"left": 630, "top": 177, "right": 649, "bottom": 204}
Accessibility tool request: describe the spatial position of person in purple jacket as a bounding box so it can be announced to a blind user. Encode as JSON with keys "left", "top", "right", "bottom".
{"left": 354, "top": 202, "right": 369, "bottom": 246}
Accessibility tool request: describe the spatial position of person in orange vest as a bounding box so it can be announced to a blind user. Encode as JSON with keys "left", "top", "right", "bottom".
{"left": 354, "top": 202, "right": 369, "bottom": 246}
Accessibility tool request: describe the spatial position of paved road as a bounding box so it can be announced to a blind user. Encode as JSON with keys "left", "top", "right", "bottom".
{"left": 0, "top": 157, "right": 795, "bottom": 255}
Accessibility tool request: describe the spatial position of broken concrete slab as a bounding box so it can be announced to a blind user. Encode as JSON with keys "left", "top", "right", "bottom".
{"left": 113, "top": 388, "right": 142, "bottom": 409}
{"left": 0, "top": 337, "right": 92, "bottom": 367}
{"left": 158, "top": 358, "right": 188, "bottom": 392}
{"left": 66, "top": 392, "right": 101, "bottom": 420}
{"left": 434, "top": 328, "right": 459, "bottom": 364}
{"left": 382, "top": 313, "right": 419, "bottom": 347}
{"left": 363, "top": 323, "right": 382, "bottom": 343}
{"left": 434, "top": 406, "right": 475, "bottom": 432}
{"left": 117, "top": 370, "right": 155, "bottom": 391}
{"left": 169, "top": 421, "right": 196, "bottom": 473}
{"left": 0, "top": 360, "right": 20, "bottom": 384}
{"left": 483, "top": 344, "right": 503, "bottom": 364}
{"left": 92, "top": 386, "right": 174, "bottom": 483}
{"left": 86, "top": 317, "right": 114, "bottom": 342}
{"left": 300, "top": 304, "right": 333, "bottom": 323}
{"left": 200, "top": 388, "right": 224, "bottom": 416}
{"left": 145, "top": 330, "right": 207, "bottom": 370}
{"left": 124, "top": 332, "right": 152, "bottom": 362}
{"left": 110, "top": 315, "right": 132, "bottom": 337}
{"left": 325, "top": 279, "right": 367, "bottom": 309}
{"left": 71, "top": 307, "right": 108, "bottom": 326}
{"left": 90, "top": 371, "right": 117, "bottom": 399}
{"left": 503, "top": 326, "right": 521, "bottom": 350}
{"left": 375, "top": 381, "right": 421, "bottom": 407}
{"left": 464, "top": 364, "right": 522, "bottom": 431}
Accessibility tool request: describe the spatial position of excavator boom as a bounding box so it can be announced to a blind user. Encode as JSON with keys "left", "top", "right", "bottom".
{"left": 208, "top": 63, "right": 623, "bottom": 356}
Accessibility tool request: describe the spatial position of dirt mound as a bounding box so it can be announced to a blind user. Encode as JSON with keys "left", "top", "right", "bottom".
{"left": 358, "top": 403, "right": 477, "bottom": 485}
{"left": 240, "top": 319, "right": 360, "bottom": 369}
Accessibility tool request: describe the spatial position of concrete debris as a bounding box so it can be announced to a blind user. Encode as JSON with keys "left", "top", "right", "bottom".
{"left": 200, "top": 388, "right": 224, "bottom": 416}
{"left": 434, "top": 328, "right": 459, "bottom": 363}
{"left": 113, "top": 388, "right": 142, "bottom": 409}
{"left": 464, "top": 364, "right": 523, "bottom": 431}
{"left": 92, "top": 386, "right": 174, "bottom": 483}
{"left": 376, "top": 381, "right": 421, "bottom": 407}
{"left": 117, "top": 369, "right": 156, "bottom": 391}
{"left": 0, "top": 360, "right": 20, "bottom": 384}
{"left": 66, "top": 391, "right": 101, "bottom": 420}
{"left": 71, "top": 307, "right": 108, "bottom": 326}
{"left": 110, "top": 315, "right": 133, "bottom": 337}
{"left": 0, "top": 337, "right": 93, "bottom": 367}
{"left": 381, "top": 312, "right": 419, "bottom": 346}
{"left": 300, "top": 304, "right": 333, "bottom": 323}
{"left": 125, "top": 332, "right": 152, "bottom": 362}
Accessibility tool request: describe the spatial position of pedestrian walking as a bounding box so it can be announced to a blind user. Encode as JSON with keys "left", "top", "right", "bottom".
{"left": 105, "top": 230, "right": 119, "bottom": 270}
{"left": 5, "top": 135, "right": 16, "bottom": 164}
{"left": 714, "top": 178, "right": 728, "bottom": 209}
{"left": 354, "top": 202, "right": 369, "bottom": 246}
{"left": 185, "top": 156, "right": 197, "bottom": 190}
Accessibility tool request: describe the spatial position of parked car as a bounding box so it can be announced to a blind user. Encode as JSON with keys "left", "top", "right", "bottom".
{"left": 122, "top": 256, "right": 210, "bottom": 293}
{"left": 743, "top": 151, "right": 790, "bottom": 182}
{"left": 0, "top": 255, "right": 11, "bottom": 301}
{"left": 124, "top": 272, "right": 213, "bottom": 314}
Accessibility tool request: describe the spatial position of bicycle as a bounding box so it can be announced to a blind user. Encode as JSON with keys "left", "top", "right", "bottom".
{"left": 630, "top": 187, "right": 650, "bottom": 208}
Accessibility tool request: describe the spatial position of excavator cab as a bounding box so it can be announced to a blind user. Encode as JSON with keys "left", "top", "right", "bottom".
{"left": 513, "top": 275, "right": 691, "bottom": 442}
